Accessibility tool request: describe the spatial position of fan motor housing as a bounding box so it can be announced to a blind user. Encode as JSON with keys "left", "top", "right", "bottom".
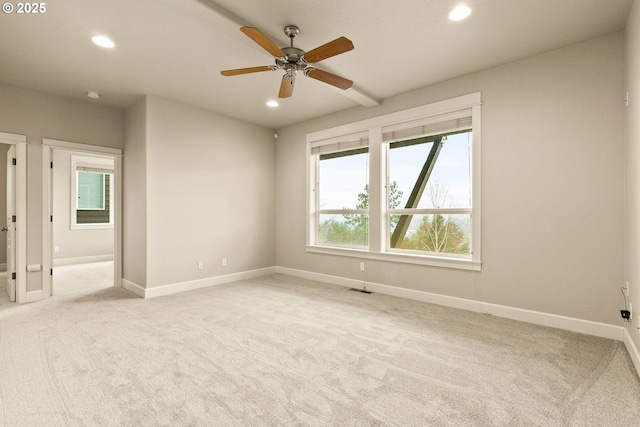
{"left": 282, "top": 47, "right": 305, "bottom": 63}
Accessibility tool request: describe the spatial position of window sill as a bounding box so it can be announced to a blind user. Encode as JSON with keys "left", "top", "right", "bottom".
{"left": 71, "top": 224, "right": 114, "bottom": 231}
{"left": 306, "top": 245, "right": 481, "bottom": 271}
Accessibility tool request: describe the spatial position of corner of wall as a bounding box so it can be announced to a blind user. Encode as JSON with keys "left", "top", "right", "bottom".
{"left": 123, "top": 98, "right": 148, "bottom": 287}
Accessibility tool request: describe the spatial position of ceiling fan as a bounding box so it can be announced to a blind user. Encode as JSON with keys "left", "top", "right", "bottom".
{"left": 221, "top": 25, "right": 354, "bottom": 98}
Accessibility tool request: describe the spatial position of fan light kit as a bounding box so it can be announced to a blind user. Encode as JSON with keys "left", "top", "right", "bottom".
{"left": 221, "top": 25, "right": 354, "bottom": 99}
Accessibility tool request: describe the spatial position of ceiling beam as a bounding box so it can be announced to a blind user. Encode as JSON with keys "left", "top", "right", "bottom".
{"left": 341, "top": 86, "right": 380, "bottom": 107}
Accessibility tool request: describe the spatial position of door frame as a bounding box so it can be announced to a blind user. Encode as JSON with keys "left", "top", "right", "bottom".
{"left": 42, "top": 138, "right": 122, "bottom": 297}
{"left": 0, "top": 132, "right": 27, "bottom": 303}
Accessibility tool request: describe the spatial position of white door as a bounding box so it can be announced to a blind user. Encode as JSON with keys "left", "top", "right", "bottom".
{"left": 6, "top": 145, "right": 15, "bottom": 301}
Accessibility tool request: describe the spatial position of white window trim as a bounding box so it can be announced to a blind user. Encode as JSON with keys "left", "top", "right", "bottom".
{"left": 306, "top": 92, "right": 482, "bottom": 271}
{"left": 70, "top": 155, "right": 115, "bottom": 230}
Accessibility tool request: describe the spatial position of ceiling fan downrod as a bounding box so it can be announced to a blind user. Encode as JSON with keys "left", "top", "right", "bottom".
{"left": 280, "top": 25, "right": 306, "bottom": 73}
{"left": 283, "top": 25, "right": 300, "bottom": 46}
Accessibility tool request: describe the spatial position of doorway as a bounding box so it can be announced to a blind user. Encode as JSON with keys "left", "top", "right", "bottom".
{"left": 0, "top": 132, "right": 26, "bottom": 303}
{"left": 42, "top": 139, "right": 122, "bottom": 298}
{"left": 0, "top": 143, "right": 14, "bottom": 301}
{"left": 5, "top": 144, "right": 16, "bottom": 301}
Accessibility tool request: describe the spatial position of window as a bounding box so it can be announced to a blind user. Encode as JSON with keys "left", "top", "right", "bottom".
{"left": 71, "top": 155, "right": 114, "bottom": 229}
{"left": 310, "top": 132, "right": 369, "bottom": 250}
{"left": 76, "top": 170, "right": 110, "bottom": 224}
{"left": 317, "top": 147, "right": 369, "bottom": 248}
{"left": 386, "top": 116, "right": 472, "bottom": 257}
{"left": 307, "top": 93, "right": 481, "bottom": 270}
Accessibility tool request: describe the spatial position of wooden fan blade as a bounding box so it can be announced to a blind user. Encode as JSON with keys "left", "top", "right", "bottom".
{"left": 221, "top": 66, "right": 273, "bottom": 76}
{"left": 303, "top": 36, "right": 354, "bottom": 63}
{"left": 240, "top": 26, "right": 286, "bottom": 58}
{"left": 278, "top": 74, "right": 295, "bottom": 98}
{"left": 307, "top": 68, "right": 353, "bottom": 90}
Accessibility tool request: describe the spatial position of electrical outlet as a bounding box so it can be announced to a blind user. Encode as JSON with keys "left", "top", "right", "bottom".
{"left": 359, "top": 262, "right": 365, "bottom": 271}
{"left": 222, "top": 258, "right": 227, "bottom": 266}
{"left": 54, "top": 246, "right": 59, "bottom": 253}
{"left": 198, "top": 261, "right": 203, "bottom": 270}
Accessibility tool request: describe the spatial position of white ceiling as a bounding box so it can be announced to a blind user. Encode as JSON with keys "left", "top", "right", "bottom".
{"left": 0, "top": 0, "right": 632, "bottom": 129}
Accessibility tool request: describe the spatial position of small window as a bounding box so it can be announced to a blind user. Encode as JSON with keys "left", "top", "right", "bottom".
{"left": 76, "top": 171, "right": 110, "bottom": 224}
{"left": 71, "top": 155, "right": 114, "bottom": 229}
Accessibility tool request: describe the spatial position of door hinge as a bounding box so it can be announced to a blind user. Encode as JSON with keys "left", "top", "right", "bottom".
{"left": 12, "top": 158, "right": 16, "bottom": 166}
{"left": 11, "top": 215, "right": 16, "bottom": 223}
{"left": 50, "top": 161, "right": 53, "bottom": 169}
{"left": 50, "top": 215, "right": 53, "bottom": 222}
{"left": 11, "top": 272, "right": 16, "bottom": 280}
{"left": 50, "top": 269, "right": 53, "bottom": 276}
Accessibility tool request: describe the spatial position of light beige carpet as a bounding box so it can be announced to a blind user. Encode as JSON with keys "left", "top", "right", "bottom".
{"left": 0, "top": 263, "right": 639, "bottom": 426}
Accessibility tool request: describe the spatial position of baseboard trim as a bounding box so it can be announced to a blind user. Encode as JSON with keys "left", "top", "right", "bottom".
{"left": 121, "top": 265, "right": 623, "bottom": 341}
{"left": 54, "top": 254, "right": 113, "bottom": 266}
{"left": 122, "top": 267, "right": 277, "bottom": 299}
{"left": 624, "top": 328, "right": 640, "bottom": 376}
{"left": 122, "top": 279, "right": 145, "bottom": 298}
{"left": 25, "top": 289, "right": 43, "bottom": 303}
{"left": 275, "top": 266, "right": 623, "bottom": 341}
{"left": 119, "top": 265, "right": 634, "bottom": 377}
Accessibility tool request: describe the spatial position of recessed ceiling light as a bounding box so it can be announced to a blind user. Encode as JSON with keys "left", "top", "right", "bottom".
{"left": 266, "top": 100, "right": 279, "bottom": 108}
{"left": 87, "top": 91, "right": 101, "bottom": 99}
{"left": 92, "top": 35, "right": 115, "bottom": 48}
{"left": 449, "top": 5, "right": 472, "bottom": 21}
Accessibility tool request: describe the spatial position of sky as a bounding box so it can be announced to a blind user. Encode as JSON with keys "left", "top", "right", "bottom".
{"left": 318, "top": 132, "right": 472, "bottom": 211}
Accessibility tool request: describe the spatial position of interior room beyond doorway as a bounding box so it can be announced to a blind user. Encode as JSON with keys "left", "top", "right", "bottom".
{"left": 50, "top": 149, "right": 116, "bottom": 295}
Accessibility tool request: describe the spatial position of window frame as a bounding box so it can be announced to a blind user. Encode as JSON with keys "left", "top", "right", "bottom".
{"left": 308, "top": 131, "right": 370, "bottom": 250}
{"left": 306, "top": 92, "right": 482, "bottom": 271}
{"left": 385, "top": 128, "right": 473, "bottom": 258}
{"left": 316, "top": 146, "right": 370, "bottom": 250}
{"left": 70, "top": 155, "right": 115, "bottom": 230}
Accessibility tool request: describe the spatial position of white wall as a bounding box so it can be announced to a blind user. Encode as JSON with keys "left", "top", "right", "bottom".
{"left": 0, "top": 84, "right": 123, "bottom": 292}
{"left": 0, "top": 144, "right": 9, "bottom": 268}
{"left": 625, "top": 0, "right": 640, "bottom": 355}
{"left": 52, "top": 149, "right": 114, "bottom": 264}
{"left": 123, "top": 96, "right": 276, "bottom": 289}
{"left": 276, "top": 34, "right": 625, "bottom": 326}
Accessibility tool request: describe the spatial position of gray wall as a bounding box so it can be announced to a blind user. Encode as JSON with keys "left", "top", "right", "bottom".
{"left": 123, "top": 96, "right": 276, "bottom": 289}
{"left": 276, "top": 33, "right": 625, "bottom": 326}
{"left": 0, "top": 84, "right": 123, "bottom": 292}
{"left": 625, "top": 1, "right": 640, "bottom": 355}
{"left": 123, "top": 98, "right": 148, "bottom": 287}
